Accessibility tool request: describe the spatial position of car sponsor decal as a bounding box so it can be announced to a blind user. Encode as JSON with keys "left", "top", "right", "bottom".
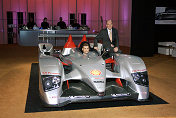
{"left": 90, "top": 70, "right": 101, "bottom": 76}
{"left": 69, "top": 96, "right": 90, "bottom": 99}
{"left": 42, "top": 72, "right": 60, "bottom": 75}
{"left": 49, "top": 96, "right": 57, "bottom": 99}
{"left": 132, "top": 69, "right": 147, "bottom": 73}
{"left": 111, "top": 93, "right": 130, "bottom": 97}
{"left": 93, "top": 81, "right": 104, "bottom": 83}
{"left": 94, "top": 77, "right": 104, "bottom": 79}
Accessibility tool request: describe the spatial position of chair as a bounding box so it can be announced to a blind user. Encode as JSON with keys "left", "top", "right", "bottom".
{"left": 38, "top": 43, "right": 53, "bottom": 55}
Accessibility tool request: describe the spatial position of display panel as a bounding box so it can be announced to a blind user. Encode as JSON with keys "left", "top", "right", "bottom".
{"left": 155, "top": 7, "right": 176, "bottom": 24}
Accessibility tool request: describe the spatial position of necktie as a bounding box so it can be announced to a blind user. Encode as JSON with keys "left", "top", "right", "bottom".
{"left": 109, "top": 30, "right": 112, "bottom": 42}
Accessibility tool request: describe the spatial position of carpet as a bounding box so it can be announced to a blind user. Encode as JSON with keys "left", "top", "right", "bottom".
{"left": 25, "top": 63, "right": 168, "bottom": 113}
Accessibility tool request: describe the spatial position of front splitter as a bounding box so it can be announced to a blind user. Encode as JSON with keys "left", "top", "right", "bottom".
{"left": 43, "top": 92, "right": 138, "bottom": 107}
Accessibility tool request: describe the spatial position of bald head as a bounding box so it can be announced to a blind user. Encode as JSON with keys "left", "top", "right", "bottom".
{"left": 106, "top": 19, "right": 113, "bottom": 30}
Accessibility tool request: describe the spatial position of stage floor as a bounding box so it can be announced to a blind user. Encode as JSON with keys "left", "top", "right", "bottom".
{"left": 0, "top": 44, "right": 176, "bottom": 118}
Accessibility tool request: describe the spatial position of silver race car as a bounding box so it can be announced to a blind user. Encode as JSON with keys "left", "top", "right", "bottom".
{"left": 38, "top": 41, "right": 149, "bottom": 107}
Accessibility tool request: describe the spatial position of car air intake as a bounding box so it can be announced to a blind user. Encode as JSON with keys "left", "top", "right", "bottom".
{"left": 97, "top": 92, "right": 105, "bottom": 96}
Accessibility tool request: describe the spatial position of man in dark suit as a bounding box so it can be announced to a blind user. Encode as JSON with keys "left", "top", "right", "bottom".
{"left": 94, "top": 19, "right": 119, "bottom": 53}
{"left": 72, "top": 19, "right": 80, "bottom": 29}
{"left": 27, "top": 17, "right": 36, "bottom": 29}
{"left": 57, "top": 17, "right": 67, "bottom": 29}
{"left": 41, "top": 17, "right": 49, "bottom": 29}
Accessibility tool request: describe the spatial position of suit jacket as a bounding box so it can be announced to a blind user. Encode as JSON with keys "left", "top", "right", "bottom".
{"left": 94, "top": 27, "right": 119, "bottom": 51}
{"left": 41, "top": 22, "right": 49, "bottom": 29}
{"left": 57, "top": 21, "right": 66, "bottom": 29}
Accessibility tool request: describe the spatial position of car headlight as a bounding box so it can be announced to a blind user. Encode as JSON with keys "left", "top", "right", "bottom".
{"left": 131, "top": 71, "right": 149, "bottom": 86}
{"left": 41, "top": 75, "right": 61, "bottom": 92}
{"left": 52, "top": 76, "right": 61, "bottom": 84}
{"left": 132, "top": 73, "right": 140, "bottom": 81}
{"left": 44, "top": 79, "right": 52, "bottom": 89}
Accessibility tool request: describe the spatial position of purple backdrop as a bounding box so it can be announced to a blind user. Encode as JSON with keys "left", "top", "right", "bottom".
{"left": 0, "top": 0, "right": 131, "bottom": 47}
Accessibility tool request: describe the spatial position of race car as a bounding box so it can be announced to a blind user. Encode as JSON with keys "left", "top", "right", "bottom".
{"left": 38, "top": 35, "right": 149, "bottom": 107}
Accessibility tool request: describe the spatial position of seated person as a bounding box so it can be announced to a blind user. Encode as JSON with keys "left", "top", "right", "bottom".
{"left": 71, "top": 19, "right": 80, "bottom": 29}
{"left": 27, "top": 17, "right": 36, "bottom": 29}
{"left": 57, "top": 17, "right": 67, "bottom": 29}
{"left": 41, "top": 17, "right": 49, "bottom": 29}
{"left": 79, "top": 41, "right": 99, "bottom": 56}
{"left": 82, "top": 42, "right": 90, "bottom": 55}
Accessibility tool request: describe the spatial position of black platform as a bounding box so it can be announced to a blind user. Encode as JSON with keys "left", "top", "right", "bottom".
{"left": 25, "top": 63, "right": 168, "bottom": 113}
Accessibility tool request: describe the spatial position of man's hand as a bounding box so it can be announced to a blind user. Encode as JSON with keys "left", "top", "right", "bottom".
{"left": 111, "top": 44, "right": 114, "bottom": 47}
{"left": 114, "top": 47, "right": 118, "bottom": 52}
{"left": 94, "top": 47, "right": 98, "bottom": 50}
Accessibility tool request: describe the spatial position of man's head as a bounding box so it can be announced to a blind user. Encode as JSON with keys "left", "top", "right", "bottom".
{"left": 60, "top": 17, "right": 63, "bottom": 21}
{"left": 44, "top": 17, "right": 47, "bottom": 22}
{"left": 74, "top": 19, "right": 77, "bottom": 23}
{"left": 82, "top": 43, "right": 90, "bottom": 54}
{"left": 30, "top": 17, "right": 34, "bottom": 22}
{"left": 106, "top": 19, "right": 113, "bottom": 30}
